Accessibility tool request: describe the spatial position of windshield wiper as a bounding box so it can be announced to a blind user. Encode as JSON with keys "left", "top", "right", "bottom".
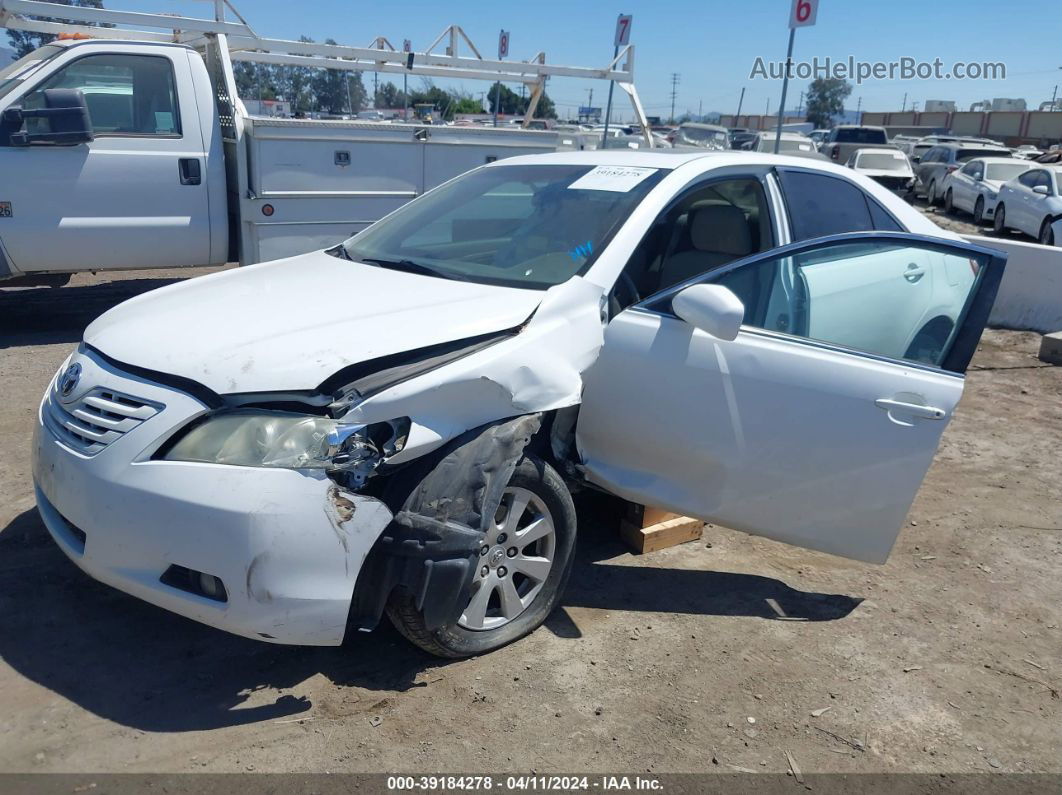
{"left": 356, "top": 256, "right": 469, "bottom": 281}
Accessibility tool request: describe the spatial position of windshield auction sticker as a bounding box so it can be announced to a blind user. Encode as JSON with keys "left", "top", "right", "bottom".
{"left": 568, "top": 166, "right": 658, "bottom": 192}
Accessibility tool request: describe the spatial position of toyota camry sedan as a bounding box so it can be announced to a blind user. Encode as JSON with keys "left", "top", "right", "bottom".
{"left": 34, "top": 151, "right": 1006, "bottom": 658}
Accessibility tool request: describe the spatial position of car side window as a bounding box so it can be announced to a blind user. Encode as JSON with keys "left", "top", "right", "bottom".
{"left": 1018, "top": 171, "right": 1041, "bottom": 188}
{"left": 615, "top": 176, "right": 774, "bottom": 309}
{"left": 694, "top": 239, "right": 987, "bottom": 368}
{"left": 20, "top": 54, "right": 180, "bottom": 137}
{"left": 777, "top": 170, "right": 900, "bottom": 240}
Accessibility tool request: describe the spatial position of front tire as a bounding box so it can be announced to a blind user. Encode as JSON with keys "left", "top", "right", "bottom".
{"left": 386, "top": 455, "right": 577, "bottom": 658}
{"left": 993, "top": 204, "right": 1007, "bottom": 235}
{"left": 928, "top": 180, "right": 940, "bottom": 205}
{"left": 973, "top": 196, "right": 986, "bottom": 225}
{"left": 1039, "top": 217, "right": 1055, "bottom": 246}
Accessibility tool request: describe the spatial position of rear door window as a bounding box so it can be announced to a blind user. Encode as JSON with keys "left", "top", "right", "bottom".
{"left": 777, "top": 170, "right": 900, "bottom": 240}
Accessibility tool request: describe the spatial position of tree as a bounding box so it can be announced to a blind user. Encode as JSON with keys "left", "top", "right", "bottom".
{"left": 486, "top": 82, "right": 557, "bottom": 119}
{"left": 805, "top": 77, "right": 852, "bottom": 129}
{"left": 374, "top": 81, "right": 401, "bottom": 110}
{"left": 7, "top": 0, "right": 107, "bottom": 58}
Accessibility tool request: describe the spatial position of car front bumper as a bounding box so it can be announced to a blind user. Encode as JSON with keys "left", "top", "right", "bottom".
{"left": 32, "top": 348, "right": 393, "bottom": 646}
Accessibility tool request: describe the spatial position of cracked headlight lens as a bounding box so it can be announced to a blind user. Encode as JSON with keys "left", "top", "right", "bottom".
{"left": 163, "top": 411, "right": 406, "bottom": 481}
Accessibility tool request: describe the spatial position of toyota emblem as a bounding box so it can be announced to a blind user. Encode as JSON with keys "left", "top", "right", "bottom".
{"left": 59, "top": 362, "right": 82, "bottom": 398}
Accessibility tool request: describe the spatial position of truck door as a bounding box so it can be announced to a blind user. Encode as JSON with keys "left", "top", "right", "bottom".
{"left": 0, "top": 45, "right": 212, "bottom": 272}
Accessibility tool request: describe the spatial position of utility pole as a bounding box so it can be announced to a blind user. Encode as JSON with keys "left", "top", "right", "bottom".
{"left": 669, "top": 72, "right": 680, "bottom": 123}
{"left": 765, "top": 96, "right": 770, "bottom": 117}
{"left": 796, "top": 90, "right": 804, "bottom": 116}
{"left": 698, "top": 99, "right": 702, "bottom": 119}
{"left": 772, "top": 25, "right": 795, "bottom": 153}
{"left": 736, "top": 86, "right": 745, "bottom": 119}
{"left": 856, "top": 95, "right": 862, "bottom": 123}
{"left": 901, "top": 92, "right": 907, "bottom": 112}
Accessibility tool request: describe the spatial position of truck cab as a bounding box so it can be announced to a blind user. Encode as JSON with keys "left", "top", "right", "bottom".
{"left": 0, "top": 40, "right": 229, "bottom": 279}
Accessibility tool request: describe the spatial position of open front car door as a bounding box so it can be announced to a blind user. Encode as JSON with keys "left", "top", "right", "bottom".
{"left": 577, "top": 232, "right": 1006, "bottom": 563}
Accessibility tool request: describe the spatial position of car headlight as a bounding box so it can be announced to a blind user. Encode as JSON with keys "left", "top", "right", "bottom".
{"left": 163, "top": 410, "right": 408, "bottom": 488}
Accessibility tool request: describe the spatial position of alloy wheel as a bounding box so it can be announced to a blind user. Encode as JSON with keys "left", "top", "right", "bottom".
{"left": 458, "top": 487, "right": 557, "bottom": 631}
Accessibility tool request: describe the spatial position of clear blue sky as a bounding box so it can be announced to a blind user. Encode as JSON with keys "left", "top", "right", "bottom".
{"left": 99, "top": 0, "right": 1062, "bottom": 118}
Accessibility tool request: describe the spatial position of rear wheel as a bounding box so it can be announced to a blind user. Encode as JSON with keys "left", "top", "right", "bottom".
{"left": 928, "top": 180, "right": 939, "bottom": 205}
{"left": 943, "top": 189, "right": 954, "bottom": 214}
{"left": 386, "top": 455, "right": 576, "bottom": 658}
{"left": 973, "top": 196, "right": 986, "bottom": 225}
{"left": 1039, "top": 217, "right": 1055, "bottom": 246}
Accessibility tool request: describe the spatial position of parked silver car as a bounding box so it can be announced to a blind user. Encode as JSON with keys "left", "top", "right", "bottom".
{"left": 941, "top": 157, "right": 1033, "bottom": 224}
{"left": 671, "top": 123, "right": 730, "bottom": 150}
{"left": 916, "top": 143, "right": 1013, "bottom": 205}
{"left": 993, "top": 165, "right": 1062, "bottom": 244}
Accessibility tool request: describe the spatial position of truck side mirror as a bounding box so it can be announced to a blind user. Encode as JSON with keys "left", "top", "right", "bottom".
{"left": 6, "top": 88, "right": 94, "bottom": 146}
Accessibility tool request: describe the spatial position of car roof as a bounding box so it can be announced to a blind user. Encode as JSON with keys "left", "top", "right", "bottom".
{"left": 490, "top": 149, "right": 871, "bottom": 175}
{"left": 854, "top": 148, "right": 906, "bottom": 156}
{"left": 968, "top": 157, "right": 1027, "bottom": 164}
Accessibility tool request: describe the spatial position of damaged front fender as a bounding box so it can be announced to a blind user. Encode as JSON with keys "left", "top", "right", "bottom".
{"left": 349, "top": 414, "right": 542, "bottom": 632}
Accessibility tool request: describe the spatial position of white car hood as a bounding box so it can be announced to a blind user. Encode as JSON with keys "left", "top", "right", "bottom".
{"left": 84, "top": 251, "right": 545, "bottom": 395}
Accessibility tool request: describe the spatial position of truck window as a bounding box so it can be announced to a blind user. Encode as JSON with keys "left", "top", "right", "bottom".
{"left": 21, "top": 54, "right": 180, "bottom": 137}
{"left": 833, "top": 128, "right": 887, "bottom": 144}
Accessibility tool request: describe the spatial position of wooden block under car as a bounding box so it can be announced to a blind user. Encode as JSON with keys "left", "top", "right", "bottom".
{"left": 620, "top": 503, "right": 704, "bottom": 554}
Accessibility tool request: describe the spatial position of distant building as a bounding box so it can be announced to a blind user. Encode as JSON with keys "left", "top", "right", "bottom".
{"left": 972, "top": 98, "right": 1027, "bottom": 112}
{"left": 242, "top": 98, "right": 291, "bottom": 118}
{"left": 924, "top": 100, "right": 956, "bottom": 112}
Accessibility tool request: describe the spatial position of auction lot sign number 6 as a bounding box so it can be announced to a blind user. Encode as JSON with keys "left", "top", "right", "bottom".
{"left": 790, "top": 0, "right": 818, "bottom": 28}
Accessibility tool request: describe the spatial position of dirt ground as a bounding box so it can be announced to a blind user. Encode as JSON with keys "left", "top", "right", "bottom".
{"left": 0, "top": 259, "right": 1059, "bottom": 777}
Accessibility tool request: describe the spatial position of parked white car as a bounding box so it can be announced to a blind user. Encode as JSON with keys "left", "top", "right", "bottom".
{"left": 993, "top": 165, "right": 1062, "bottom": 244}
{"left": 845, "top": 148, "right": 915, "bottom": 194}
{"left": 941, "top": 157, "right": 1033, "bottom": 225}
{"left": 752, "top": 131, "right": 815, "bottom": 154}
{"left": 34, "top": 151, "right": 1006, "bottom": 658}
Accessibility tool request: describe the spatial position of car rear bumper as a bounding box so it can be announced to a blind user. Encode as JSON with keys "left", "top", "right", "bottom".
{"left": 33, "top": 348, "right": 394, "bottom": 646}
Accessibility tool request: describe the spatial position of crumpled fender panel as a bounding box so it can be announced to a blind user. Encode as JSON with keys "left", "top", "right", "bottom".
{"left": 349, "top": 414, "right": 542, "bottom": 632}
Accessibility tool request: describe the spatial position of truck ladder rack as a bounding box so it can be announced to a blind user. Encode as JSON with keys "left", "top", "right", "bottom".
{"left": 0, "top": 0, "right": 653, "bottom": 139}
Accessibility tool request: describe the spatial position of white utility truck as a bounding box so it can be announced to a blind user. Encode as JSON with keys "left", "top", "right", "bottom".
{"left": 0, "top": 0, "right": 654, "bottom": 284}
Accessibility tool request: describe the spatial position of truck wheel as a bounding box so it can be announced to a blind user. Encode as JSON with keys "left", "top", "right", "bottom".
{"left": 993, "top": 204, "right": 1007, "bottom": 235}
{"left": 973, "top": 196, "right": 985, "bottom": 225}
{"left": 386, "top": 455, "right": 576, "bottom": 658}
{"left": 1039, "top": 217, "right": 1055, "bottom": 246}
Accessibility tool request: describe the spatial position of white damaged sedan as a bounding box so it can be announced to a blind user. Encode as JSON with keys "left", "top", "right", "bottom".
{"left": 34, "top": 151, "right": 1007, "bottom": 657}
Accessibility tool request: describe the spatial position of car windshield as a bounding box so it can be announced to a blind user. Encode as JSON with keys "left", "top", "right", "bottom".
{"left": 341, "top": 164, "right": 665, "bottom": 289}
{"left": 0, "top": 45, "right": 63, "bottom": 101}
{"left": 957, "top": 148, "right": 1012, "bottom": 162}
{"left": 834, "top": 128, "right": 887, "bottom": 144}
{"left": 759, "top": 137, "right": 813, "bottom": 152}
{"left": 679, "top": 127, "right": 728, "bottom": 147}
{"left": 857, "top": 152, "right": 908, "bottom": 170}
{"left": 986, "top": 163, "right": 1030, "bottom": 181}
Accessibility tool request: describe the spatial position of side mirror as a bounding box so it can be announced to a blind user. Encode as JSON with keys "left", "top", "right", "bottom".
{"left": 5, "top": 88, "right": 94, "bottom": 146}
{"left": 911, "top": 155, "right": 921, "bottom": 164}
{"left": 671, "top": 284, "right": 745, "bottom": 341}
{"left": 1033, "top": 184, "right": 1050, "bottom": 196}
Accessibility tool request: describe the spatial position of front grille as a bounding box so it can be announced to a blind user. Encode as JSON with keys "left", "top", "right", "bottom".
{"left": 44, "top": 385, "right": 162, "bottom": 456}
{"left": 872, "top": 175, "right": 910, "bottom": 190}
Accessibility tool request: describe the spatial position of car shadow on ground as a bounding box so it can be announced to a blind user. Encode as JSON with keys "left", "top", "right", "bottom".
{"left": 0, "top": 495, "right": 860, "bottom": 733}
{"left": 0, "top": 278, "right": 188, "bottom": 348}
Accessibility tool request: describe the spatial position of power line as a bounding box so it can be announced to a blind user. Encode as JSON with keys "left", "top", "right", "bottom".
{"left": 669, "top": 73, "right": 680, "bottom": 123}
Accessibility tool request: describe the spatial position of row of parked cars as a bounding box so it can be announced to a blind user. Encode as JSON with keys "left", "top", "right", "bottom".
{"left": 605, "top": 121, "right": 1060, "bottom": 245}
{"left": 823, "top": 127, "right": 1061, "bottom": 245}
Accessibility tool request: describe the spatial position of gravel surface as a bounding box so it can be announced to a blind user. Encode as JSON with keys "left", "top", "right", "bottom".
{"left": 0, "top": 265, "right": 1059, "bottom": 776}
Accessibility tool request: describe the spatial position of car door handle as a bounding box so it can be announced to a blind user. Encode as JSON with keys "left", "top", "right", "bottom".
{"left": 875, "top": 398, "right": 946, "bottom": 420}
{"left": 903, "top": 263, "right": 926, "bottom": 282}
{"left": 178, "top": 158, "right": 201, "bottom": 186}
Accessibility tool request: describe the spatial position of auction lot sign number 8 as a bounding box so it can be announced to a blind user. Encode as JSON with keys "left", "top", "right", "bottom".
{"left": 790, "top": 0, "right": 819, "bottom": 28}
